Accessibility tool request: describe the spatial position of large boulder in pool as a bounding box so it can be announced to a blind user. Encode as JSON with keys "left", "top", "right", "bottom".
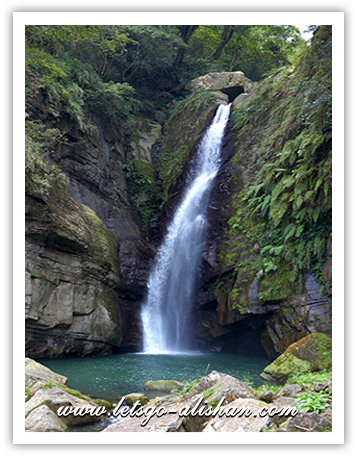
{"left": 144, "top": 380, "right": 184, "bottom": 392}
{"left": 261, "top": 333, "right": 332, "bottom": 384}
{"left": 125, "top": 392, "right": 150, "bottom": 406}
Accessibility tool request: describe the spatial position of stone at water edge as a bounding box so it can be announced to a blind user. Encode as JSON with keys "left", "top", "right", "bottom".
{"left": 144, "top": 380, "right": 184, "bottom": 392}
{"left": 25, "top": 357, "right": 67, "bottom": 387}
{"left": 125, "top": 393, "right": 150, "bottom": 406}
{"left": 261, "top": 333, "right": 332, "bottom": 384}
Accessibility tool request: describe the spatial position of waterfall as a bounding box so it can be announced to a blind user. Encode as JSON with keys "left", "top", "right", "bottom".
{"left": 141, "top": 103, "right": 232, "bottom": 353}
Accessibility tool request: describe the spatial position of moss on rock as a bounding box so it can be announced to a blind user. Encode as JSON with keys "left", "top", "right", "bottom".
{"left": 261, "top": 333, "right": 332, "bottom": 384}
{"left": 144, "top": 380, "right": 184, "bottom": 392}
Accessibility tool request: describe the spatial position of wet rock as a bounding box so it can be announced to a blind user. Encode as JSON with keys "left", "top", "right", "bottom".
{"left": 144, "top": 380, "right": 184, "bottom": 392}
{"left": 125, "top": 393, "right": 150, "bottom": 406}
{"left": 261, "top": 333, "right": 332, "bottom": 384}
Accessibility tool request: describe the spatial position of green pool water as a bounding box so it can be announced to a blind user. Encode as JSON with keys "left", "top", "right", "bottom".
{"left": 40, "top": 351, "right": 270, "bottom": 404}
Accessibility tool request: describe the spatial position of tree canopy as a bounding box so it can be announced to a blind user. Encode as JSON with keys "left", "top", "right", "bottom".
{"left": 25, "top": 24, "right": 303, "bottom": 126}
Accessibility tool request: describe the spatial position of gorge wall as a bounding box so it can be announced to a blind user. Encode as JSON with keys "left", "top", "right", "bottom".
{"left": 25, "top": 63, "right": 332, "bottom": 359}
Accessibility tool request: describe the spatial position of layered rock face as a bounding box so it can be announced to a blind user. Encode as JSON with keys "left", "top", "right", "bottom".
{"left": 26, "top": 175, "right": 124, "bottom": 357}
{"left": 25, "top": 113, "right": 157, "bottom": 357}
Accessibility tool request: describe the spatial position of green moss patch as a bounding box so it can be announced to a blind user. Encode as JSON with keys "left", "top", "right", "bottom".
{"left": 261, "top": 333, "right": 332, "bottom": 384}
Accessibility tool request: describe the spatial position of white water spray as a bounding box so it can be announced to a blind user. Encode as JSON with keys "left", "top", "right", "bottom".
{"left": 141, "top": 103, "right": 231, "bottom": 353}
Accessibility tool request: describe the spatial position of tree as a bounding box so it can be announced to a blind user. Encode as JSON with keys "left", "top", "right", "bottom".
{"left": 173, "top": 25, "right": 199, "bottom": 70}
{"left": 212, "top": 25, "right": 237, "bottom": 61}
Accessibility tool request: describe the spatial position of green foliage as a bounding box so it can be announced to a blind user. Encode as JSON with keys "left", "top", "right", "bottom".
{"left": 86, "top": 80, "right": 138, "bottom": 128}
{"left": 25, "top": 24, "right": 305, "bottom": 139}
{"left": 40, "top": 380, "right": 89, "bottom": 400}
{"left": 123, "top": 159, "right": 162, "bottom": 231}
{"left": 25, "top": 120, "right": 66, "bottom": 196}
{"left": 170, "top": 378, "right": 201, "bottom": 399}
{"left": 228, "top": 26, "right": 332, "bottom": 298}
{"left": 254, "top": 369, "right": 332, "bottom": 399}
{"left": 26, "top": 25, "right": 138, "bottom": 132}
{"left": 253, "top": 382, "right": 283, "bottom": 398}
{"left": 25, "top": 45, "right": 87, "bottom": 129}
{"left": 188, "top": 25, "right": 302, "bottom": 81}
{"left": 287, "top": 369, "right": 332, "bottom": 388}
{"left": 202, "top": 383, "right": 223, "bottom": 403}
{"left": 167, "top": 90, "right": 219, "bottom": 122}
{"left": 295, "top": 391, "right": 332, "bottom": 413}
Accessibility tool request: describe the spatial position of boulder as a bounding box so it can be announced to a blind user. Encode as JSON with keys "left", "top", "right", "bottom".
{"left": 125, "top": 393, "right": 150, "bottom": 406}
{"left": 25, "top": 385, "right": 105, "bottom": 427}
{"left": 258, "top": 390, "right": 274, "bottom": 403}
{"left": 285, "top": 412, "right": 332, "bottom": 432}
{"left": 184, "top": 371, "right": 255, "bottom": 403}
{"left": 202, "top": 398, "right": 271, "bottom": 432}
{"left": 314, "top": 378, "right": 332, "bottom": 393}
{"left": 275, "top": 384, "right": 303, "bottom": 399}
{"left": 270, "top": 397, "right": 296, "bottom": 427}
{"left": 25, "top": 358, "right": 67, "bottom": 388}
{"left": 102, "top": 394, "right": 209, "bottom": 432}
{"left": 25, "top": 405, "right": 67, "bottom": 432}
{"left": 261, "top": 333, "right": 332, "bottom": 384}
{"left": 185, "top": 71, "right": 254, "bottom": 101}
{"left": 144, "top": 380, "right": 184, "bottom": 392}
{"left": 25, "top": 358, "right": 113, "bottom": 431}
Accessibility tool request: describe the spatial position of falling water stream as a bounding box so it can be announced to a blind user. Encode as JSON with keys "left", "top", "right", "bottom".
{"left": 141, "top": 103, "right": 232, "bottom": 353}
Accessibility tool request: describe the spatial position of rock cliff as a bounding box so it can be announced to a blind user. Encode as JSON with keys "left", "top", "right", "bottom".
{"left": 25, "top": 64, "right": 332, "bottom": 359}
{"left": 25, "top": 110, "right": 155, "bottom": 357}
